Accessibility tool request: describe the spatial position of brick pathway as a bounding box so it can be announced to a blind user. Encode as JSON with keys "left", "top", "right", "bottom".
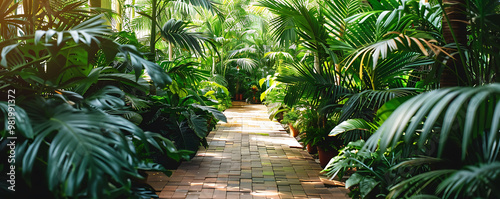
{"left": 150, "top": 102, "right": 349, "bottom": 199}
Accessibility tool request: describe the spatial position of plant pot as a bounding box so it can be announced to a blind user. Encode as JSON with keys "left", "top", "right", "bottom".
{"left": 306, "top": 143, "right": 317, "bottom": 154}
{"left": 317, "top": 146, "right": 337, "bottom": 168}
{"left": 238, "top": 94, "right": 243, "bottom": 101}
{"left": 289, "top": 123, "right": 299, "bottom": 137}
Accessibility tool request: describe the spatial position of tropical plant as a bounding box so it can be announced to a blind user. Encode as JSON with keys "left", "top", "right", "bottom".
{"left": 0, "top": 1, "right": 188, "bottom": 197}
{"left": 199, "top": 80, "right": 232, "bottom": 111}
{"left": 363, "top": 84, "right": 500, "bottom": 198}
{"left": 0, "top": 89, "right": 182, "bottom": 198}
{"left": 281, "top": 109, "right": 299, "bottom": 125}
{"left": 139, "top": 87, "right": 227, "bottom": 160}
{"left": 130, "top": 0, "right": 221, "bottom": 58}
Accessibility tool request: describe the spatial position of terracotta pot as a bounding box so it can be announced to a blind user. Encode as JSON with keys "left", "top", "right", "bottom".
{"left": 288, "top": 123, "right": 299, "bottom": 137}
{"left": 306, "top": 143, "right": 317, "bottom": 154}
{"left": 317, "top": 146, "right": 337, "bottom": 168}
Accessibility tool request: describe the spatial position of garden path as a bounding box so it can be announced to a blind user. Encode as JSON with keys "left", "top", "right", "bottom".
{"left": 149, "top": 101, "right": 349, "bottom": 199}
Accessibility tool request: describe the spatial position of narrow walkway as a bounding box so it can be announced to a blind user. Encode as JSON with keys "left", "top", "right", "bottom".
{"left": 151, "top": 102, "right": 349, "bottom": 199}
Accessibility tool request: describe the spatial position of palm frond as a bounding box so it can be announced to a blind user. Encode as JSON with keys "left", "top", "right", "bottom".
{"left": 264, "top": 51, "right": 294, "bottom": 60}
{"left": 388, "top": 169, "right": 455, "bottom": 198}
{"left": 339, "top": 88, "right": 417, "bottom": 121}
{"left": 225, "top": 58, "right": 259, "bottom": 72}
{"left": 438, "top": 162, "right": 500, "bottom": 198}
{"left": 277, "top": 62, "right": 351, "bottom": 107}
{"left": 344, "top": 33, "right": 445, "bottom": 72}
{"left": 228, "top": 46, "right": 257, "bottom": 58}
{"left": 160, "top": 19, "right": 206, "bottom": 57}
{"left": 322, "top": 0, "right": 363, "bottom": 40}
{"left": 160, "top": 59, "right": 209, "bottom": 88}
{"left": 178, "top": 0, "right": 220, "bottom": 13}
{"left": 18, "top": 98, "right": 142, "bottom": 198}
{"left": 364, "top": 84, "right": 500, "bottom": 161}
{"left": 329, "top": 118, "right": 376, "bottom": 136}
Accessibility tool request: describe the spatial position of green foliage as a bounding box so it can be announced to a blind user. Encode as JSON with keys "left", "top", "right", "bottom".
{"left": 281, "top": 110, "right": 299, "bottom": 125}
{"left": 161, "top": 19, "right": 207, "bottom": 57}
{"left": 329, "top": 119, "right": 376, "bottom": 137}
{"left": 261, "top": 0, "right": 499, "bottom": 198}
{"left": 0, "top": 1, "right": 222, "bottom": 198}
{"left": 0, "top": 92, "right": 180, "bottom": 198}
{"left": 365, "top": 84, "right": 500, "bottom": 198}
{"left": 200, "top": 81, "right": 232, "bottom": 111}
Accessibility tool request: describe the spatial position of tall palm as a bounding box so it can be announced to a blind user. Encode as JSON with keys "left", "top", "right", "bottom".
{"left": 133, "top": 0, "right": 220, "bottom": 57}
{"left": 259, "top": 0, "right": 331, "bottom": 72}
{"left": 198, "top": 1, "right": 257, "bottom": 80}
{"left": 440, "top": 0, "right": 468, "bottom": 87}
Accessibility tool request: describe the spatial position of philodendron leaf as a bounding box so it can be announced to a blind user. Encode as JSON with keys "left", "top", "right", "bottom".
{"left": 190, "top": 103, "right": 227, "bottom": 122}
{"left": 117, "top": 45, "right": 172, "bottom": 88}
{"left": 360, "top": 177, "right": 379, "bottom": 198}
{"left": 0, "top": 102, "right": 33, "bottom": 138}
{"left": 85, "top": 86, "right": 125, "bottom": 110}
{"left": 186, "top": 112, "right": 208, "bottom": 138}
{"left": 346, "top": 173, "right": 362, "bottom": 188}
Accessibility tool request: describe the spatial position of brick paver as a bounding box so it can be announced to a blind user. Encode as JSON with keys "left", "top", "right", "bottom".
{"left": 152, "top": 102, "right": 350, "bottom": 198}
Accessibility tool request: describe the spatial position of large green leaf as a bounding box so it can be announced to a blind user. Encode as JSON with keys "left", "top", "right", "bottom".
{"left": 0, "top": 101, "right": 33, "bottom": 138}
{"left": 185, "top": 112, "right": 208, "bottom": 138}
{"left": 190, "top": 103, "right": 227, "bottom": 122}
{"left": 117, "top": 44, "right": 172, "bottom": 88}
{"left": 346, "top": 172, "right": 362, "bottom": 188}
{"left": 365, "top": 84, "right": 500, "bottom": 159}
{"left": 15, "top": 96, "right": 178, "bottom": 198}
{"left": 34, "top": 14, "right": 110, "bottom": 47}
{"left": 438, "top": 162, "right": 500, "bottom": 198}
{"left": 19, "top": 98, "right": 143, "bottom": 198}
{"left": 85, "top": 86, "right": 125, "bottom": 110}
{"left": 161, "top": 19, "right": 207, "bottom": 57}
{"left": 329, "top": 119, "right": 375, "bottom": 136}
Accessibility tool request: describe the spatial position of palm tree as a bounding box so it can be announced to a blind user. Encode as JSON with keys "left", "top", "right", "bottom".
{"left": 259, "top": 0, "right": 331, "bottom": 72}
{"left": 134, "top": 0, "right": 220, "bottom": 57}
{"left": 440, "top": 0, "right": 468, "bottom": 87}
{"left": 322, "top": 0, "right": 500, "bottom": 197}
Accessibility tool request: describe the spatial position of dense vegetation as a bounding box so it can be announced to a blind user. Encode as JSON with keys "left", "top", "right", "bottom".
{"left": 257, "top": 0, "right": 500, "bottom": 198}
{"left": 0, "top": 0, "right": 498, "bottom": 198}
{"left": 0, "top": 0, "right": 229, "bottom": 198}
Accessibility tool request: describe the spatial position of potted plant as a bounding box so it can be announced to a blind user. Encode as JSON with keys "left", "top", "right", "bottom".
{"left": 295, "top": 107, "right": 342, "bottom": 168}
{"left": 299, "top": 126, "right": 342, "bottom": 167}
{"left": 281, "top": 110, "right": 300, "bottom": 137}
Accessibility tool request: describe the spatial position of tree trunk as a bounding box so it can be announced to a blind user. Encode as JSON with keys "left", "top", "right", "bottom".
{"left": 440, "top": 0, "right": 468, "bottom": 87}
{"left": 314, "top": 52, "right": 320, "bottom": 73}
{"left": 150, "top": 0, "right": 157, "bottom": 57}
{"left": 89, "top": 0, "right": 101, "bottom": 7}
